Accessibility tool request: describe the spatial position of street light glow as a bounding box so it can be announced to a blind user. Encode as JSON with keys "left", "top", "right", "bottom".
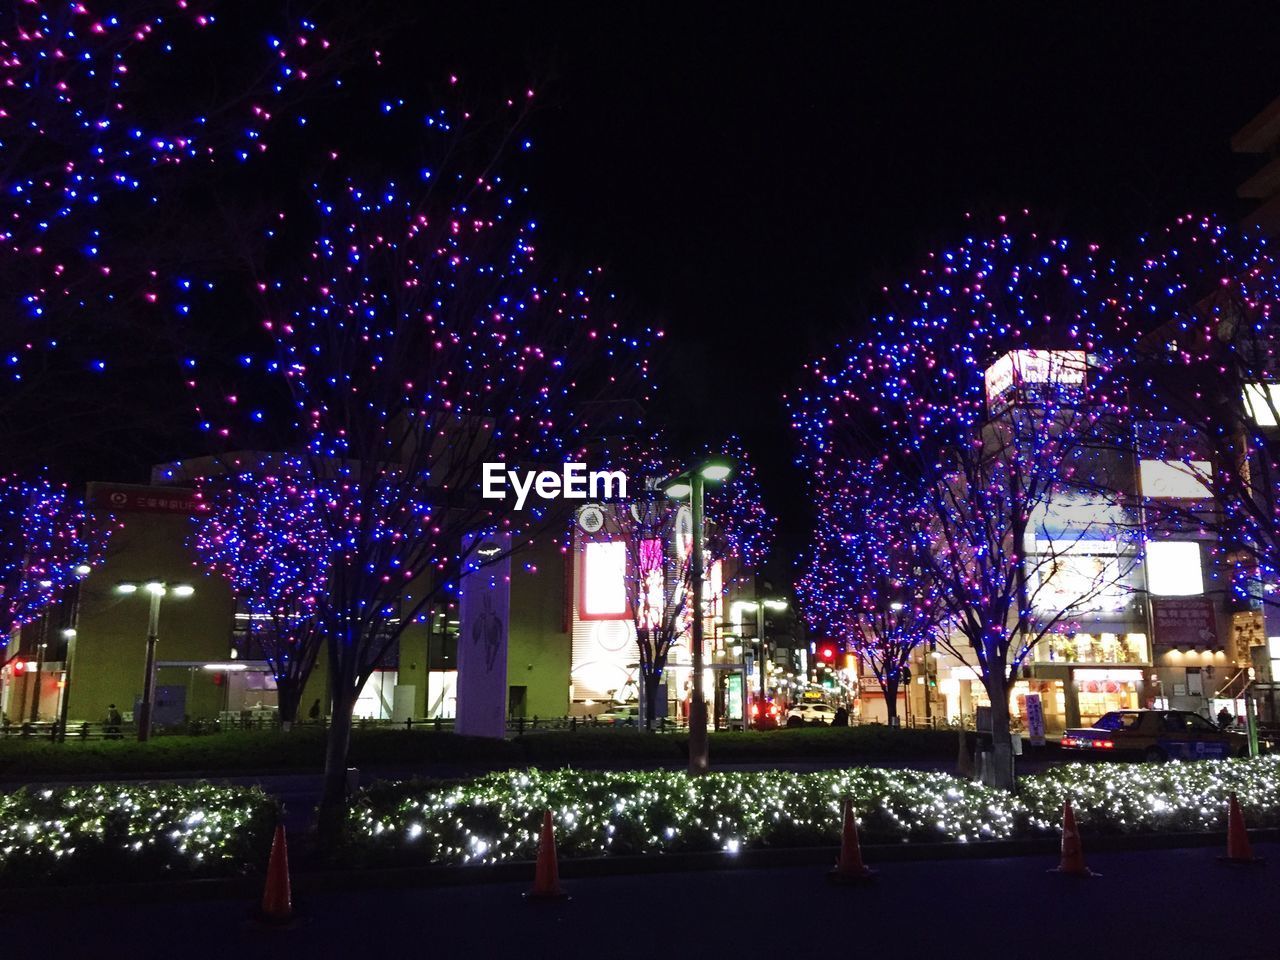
{"left": 74, "top": 564, "right": 92, "bottom": 577}
{"left": 116, "top": 583, "right": 138, "bottom": 594}
{"left": 663, "top": 480, "right": 692, "bottom": 499}
{"left": 700, "top": 460, "right": 733, "bottom": 482}
{"left": 171, "top": 584, "right": 196, "bottom": 598}
{"left": 144, "top": 581, "right": 166, "bottom": 596}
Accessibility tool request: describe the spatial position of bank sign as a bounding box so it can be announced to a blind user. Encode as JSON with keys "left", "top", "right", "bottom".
{"left": 482, "top": 462, "right": 627, "bottom": 509}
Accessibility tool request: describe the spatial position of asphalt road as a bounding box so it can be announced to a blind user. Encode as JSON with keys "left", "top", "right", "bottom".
{"left": 6, "top": 844, "right": 1279, "bottom": 960}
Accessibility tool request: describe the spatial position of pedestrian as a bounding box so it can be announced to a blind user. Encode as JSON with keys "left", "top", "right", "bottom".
{"left": 833, "top": 706, "right": 850, "bottom": 727}
{"left": 308, "top": 698, "right": 321, "bottom": 721}
{"left": 1217, "top": 705, "right": 1233, "bottom": 730}
{"left": 105, "top": 703, "right": 122, "bottom": 740}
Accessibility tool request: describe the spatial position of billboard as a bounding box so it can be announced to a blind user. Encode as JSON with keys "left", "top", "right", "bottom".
{"left": 1150, "top": 596, "right": 1220, "bottom": 653}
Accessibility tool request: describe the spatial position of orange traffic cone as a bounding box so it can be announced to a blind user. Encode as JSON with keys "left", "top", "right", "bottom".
{"left": 260, "top": 824, "right": 293, "bottom": 922}
{"left": 525, "top": 810, "right": 569, "bottom": 900}
{"left": 1049, "top": 801, "right": 1097, "bottom": 877}
{"left": 1220, "top": 793, "right": 1265, "bottom": 865}
{"left": 828, "top": 797, "right": 875, "bottom": 884}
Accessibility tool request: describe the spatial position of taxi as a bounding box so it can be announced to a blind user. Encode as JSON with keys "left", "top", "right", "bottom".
{"left": 1061, "top": 709, "right": 1250, "bottom": 762}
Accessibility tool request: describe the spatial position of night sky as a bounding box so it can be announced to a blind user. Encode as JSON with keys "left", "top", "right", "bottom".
{"left": 453, "top": 2, "right": 1280, "bottom": 565}
{"left": 23, "top": 2, "right": 1280, "bottom": 573}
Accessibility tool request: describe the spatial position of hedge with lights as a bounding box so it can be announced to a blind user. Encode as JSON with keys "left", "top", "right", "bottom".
{"left": 0, "top": 783, "right": 277, "bottom": 886}
{"left": 345, "top": 757, "right": 1280, "bottom": 866}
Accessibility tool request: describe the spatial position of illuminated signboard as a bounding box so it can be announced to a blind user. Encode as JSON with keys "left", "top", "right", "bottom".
{"left": 984, "top": 350, "right": 1088, "bottom": 409}
{"left": 579, "top": 540, "right": 629, "bottom": 620}
{"left": 1139, "top": 460, "right": 1213, "bottom": 499}
{"left": 638, "top": 538, "right": 664, "bottom": 629}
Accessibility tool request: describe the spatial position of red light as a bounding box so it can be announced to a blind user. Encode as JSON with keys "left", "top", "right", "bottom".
{"left": 11, "top": 659, "right": 25, "bottom": 674}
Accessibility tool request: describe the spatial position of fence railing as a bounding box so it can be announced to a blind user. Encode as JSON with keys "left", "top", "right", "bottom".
{"left": 0, "top": 711, "right": 975, "bottom": 741}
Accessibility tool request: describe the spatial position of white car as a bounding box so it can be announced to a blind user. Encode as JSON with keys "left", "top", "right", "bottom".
{"left": 786, "top": 702, "right": 837, "bottom": 727}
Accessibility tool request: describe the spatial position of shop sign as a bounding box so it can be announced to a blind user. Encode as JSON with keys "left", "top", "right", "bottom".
{"left": 1151, "top": 596, "right": 1220, "bottom": 652}
{"left": 90, "top": 484, "right": 199, "bottom": 514}
{"left": 1024, "top": 693, "right": 1046, "bottom": 746}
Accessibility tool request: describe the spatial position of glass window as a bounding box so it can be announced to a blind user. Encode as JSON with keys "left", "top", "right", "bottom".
{"left": 1094, "top": 711, "right": 1141, "bottom": 731}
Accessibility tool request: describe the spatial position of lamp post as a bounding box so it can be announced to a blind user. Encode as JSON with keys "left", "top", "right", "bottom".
{"left": 117, "top": 581, "right": 194, "bottom": 742}
{"left": 732, "top": 598, "right": 788, "bottom": 728}
{"left": 56, "top": 563, "right": 93, "bottom": 741}
{"left": 663, "top": 457, "right": 733, "bottom": 776}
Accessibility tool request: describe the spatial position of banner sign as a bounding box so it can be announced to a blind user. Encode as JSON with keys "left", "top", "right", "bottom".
{"left": 1151, "top": 596, "right": 1220, "bottom": 652}
{"left": 1024, "top": 693, "right": 1046, "bottom": 746}
{"left": 456, "top": 532, "right": 511, "bottom": 738}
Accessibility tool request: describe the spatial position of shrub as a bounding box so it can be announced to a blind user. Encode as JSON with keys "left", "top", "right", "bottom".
{"left": 0, "top": 782, "right": 278, "bottom": 886}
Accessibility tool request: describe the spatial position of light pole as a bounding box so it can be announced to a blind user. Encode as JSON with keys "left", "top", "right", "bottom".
{"left": 56, "top": 563, "right": 92, "bottom": 741}
{"left": 663, "top": 457, "right": 733, "bottom": 776}
{"left": 117, "top": 581, "right": 194, "bottom": 742}
{"left": 733, "top": 598, "right": 788, "bottom": 727}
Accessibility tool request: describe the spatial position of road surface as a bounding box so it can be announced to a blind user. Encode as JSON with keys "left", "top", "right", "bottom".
{"left": 5, "top": 843, "right": 1278, "bottom": 959}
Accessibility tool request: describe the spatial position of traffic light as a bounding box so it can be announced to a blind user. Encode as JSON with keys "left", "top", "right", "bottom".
{"left": 815, "top": 640, "right": 839, "bottom": 664}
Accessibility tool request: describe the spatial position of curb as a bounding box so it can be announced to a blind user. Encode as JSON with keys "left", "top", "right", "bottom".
{"left": 3, "top": 827, "right": 1276, "bottom": 911}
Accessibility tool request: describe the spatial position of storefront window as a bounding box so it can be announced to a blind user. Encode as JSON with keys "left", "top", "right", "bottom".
{"left": 1073, "top": 667, "right": 1144, "bottom": 725}
{"left": 1036, "top": 631, "right": 1148, "bottom": 665}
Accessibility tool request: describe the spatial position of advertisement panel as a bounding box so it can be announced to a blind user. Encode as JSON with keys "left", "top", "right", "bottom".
{"left": 1150, "top": 596, "right": 1220, "bottom": 652}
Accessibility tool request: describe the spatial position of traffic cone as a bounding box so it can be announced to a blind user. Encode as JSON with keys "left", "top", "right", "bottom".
{"left": 1049, "top": 801, "right": 1097, "bottom": 877}
{"left": 1220, "top": 793, "right": 1265, "bottom": 865}
{"left": 957, "top": 728, "right": 975, "bottom": 780}
{"left": 525, "top": 810, "right": 569, "bottom": 900}
{"left": 260, "top": 824, "right": 293, "bottom": 922}
{"left": 828, "top": 797, "right": 875, "bottom": 884}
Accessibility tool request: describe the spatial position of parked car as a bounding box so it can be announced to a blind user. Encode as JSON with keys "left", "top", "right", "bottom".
{"left": 1061, "top": 709, "right": 1254, "bottom": 762}
{"left": 750, "top": 698, "right": 781, "bottom": 730}
{"left": 786, "top": 701, "right": 837, "bottom": 728}
{"left": 596, "top": 704, "right": 641, "bottom": 727}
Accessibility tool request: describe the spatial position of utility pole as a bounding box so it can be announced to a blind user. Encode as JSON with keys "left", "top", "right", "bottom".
{"left": 688, "top": 470, "right": 709, "bottom": 774}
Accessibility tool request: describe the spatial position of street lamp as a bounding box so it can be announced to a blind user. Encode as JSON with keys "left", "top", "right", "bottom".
{"left": 732, "top": 598, "right": 789, "bottom": 728}
{"left": 662, "top": 456, "right": 734, "bottom": 775}
{"left": 116, "top": 580, "right": 194, "bottom": 742}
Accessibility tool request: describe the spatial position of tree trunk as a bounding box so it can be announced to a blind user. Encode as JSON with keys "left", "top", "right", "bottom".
{"left": 982, "top": 672, "right": 1016, "bottom": 791}
{"left": 317, "top": 682, "right": 355, "bottom": 843}
{"left": 641, "top": 665, "right": 663, "bottom": 732}
{"left": 882, "top": 676, "right": 900, "bottom": 727}
{"left": 276, "top": 676, "right": 301, "bottom": 730}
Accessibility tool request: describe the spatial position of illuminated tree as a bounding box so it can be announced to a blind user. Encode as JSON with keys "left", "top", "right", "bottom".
{"left": 190, "top": 458, "right": 329, "bottom": 726}
{"left": 1114, "top": 215, "right": 1280, "bottom": 612}
{"left": 580, "top": 436, "right": 774, "bottom": 729}
{"left": 0, "top": 2, "right": 351, "bottom": 468}
{"left": 797, "top": 461, "right": 946, "bottom": 726}
{"left": 206, "top": 98, "right": 658, "bottom": 828}
{"left": 792, "top": 216, "right": 1139, "bottom": 787}
{"left": 0, "top": 475, "right": 113, "bottom": 668}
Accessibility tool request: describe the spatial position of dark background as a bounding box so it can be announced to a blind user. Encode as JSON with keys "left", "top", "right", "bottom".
{"left": 28, "top": 2, "right": 1280, "bottom": 572}
{"left": 465, "top": 2, "right": 1280, "bottom": 565}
